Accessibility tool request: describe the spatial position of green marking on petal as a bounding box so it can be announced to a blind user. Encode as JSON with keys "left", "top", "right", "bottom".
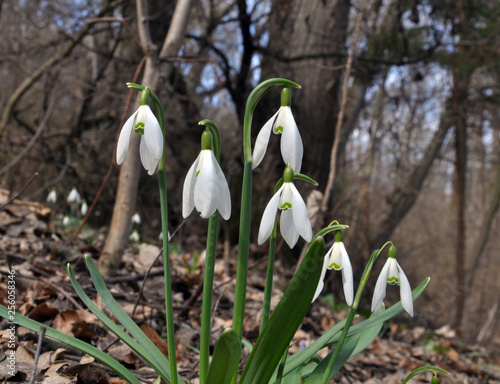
{"left": 134, "top": 122, "right": 145, "bottom": 134}
{"left": 329, "top": 262, "right": 341, "bottom": 270}
{"left": 387, "top": 276, "right": 399, "bottom": 285}
{"left": 280, "top": 202, "right": 292, "bottom": 210}
{"left": 196, "top": 170, "right": 200, "bottom": 177}
{"left": 274, "top": 125, "right": 284, "bottom": 134}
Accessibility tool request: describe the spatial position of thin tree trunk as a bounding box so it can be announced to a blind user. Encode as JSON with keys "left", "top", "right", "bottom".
{"left": 99, "top": 0, "right": 194, "bottom": 275}
{"left": 451, "top": 69, "right": 469, "bottom": 334}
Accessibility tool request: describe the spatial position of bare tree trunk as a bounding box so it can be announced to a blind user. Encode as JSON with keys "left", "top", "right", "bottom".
{"left": 451, "top": 67, "right": 470, "bottom": 334}
{"left": 370, "top": 116, "right": 452, "bottom": 249}
{"left": 99, "top": 0, "right": 194, "bottom": 275}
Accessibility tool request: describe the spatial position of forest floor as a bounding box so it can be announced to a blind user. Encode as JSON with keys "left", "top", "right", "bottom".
{"left": 1, "top": 190, "right": 500, "bottom": 384}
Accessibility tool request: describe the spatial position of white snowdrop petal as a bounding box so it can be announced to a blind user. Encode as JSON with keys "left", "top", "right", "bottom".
{"left": 116, "top": 111, "right": 137, "bottom": 165}
{"left": 258, "top": 186, "right": 283, "bottom": 245}
{"left": 280, "top": 208, "right": 299, "bottom": 248}
{"left": 140, "top": 136, "right": 157, "bottom": 175}
{"left": 290, "top": 183, "right": 312, "bottom": 242}
{"left": 182, "top": 154, "right": 200, "bottom": 218}
{"left": 312, "top": 253, "right": 330, "bottom": 302}
{"left": 328, "top": 242, "right": 343, "bottom": 270}
{"left": 252, "top": 111, "right": 278, "bottom": 169}
{"left": 397, "top": 262, "right": 414, "bottom": 317}
{"left": 142, "top": 106, "right": 164, "bottom": 160}
{"left": 371, "top": 259, "right": 391, "bottom": 315}
{"left": 280, "top": 107, "right": 303, "bottom": 173}
{"left": 194, "top": 151, "right": 220, "bottom": 218}
{"left": 340, "top": 245, "right": 354, "bottom": 306}
{"left": 213, "top": 153, "right": 231, "bottom": 220}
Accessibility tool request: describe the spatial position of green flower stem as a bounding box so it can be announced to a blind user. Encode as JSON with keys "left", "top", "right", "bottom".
{"left": 401, "top": 366, "right": 449, "bottom": 384}
{"left": 200, "top": 213, "right": 219, "bottom": 384}
{"left": 233, "top": 161, "right": 252, "bottom": 340}
{"left": 148, "top": 85, "right": 178, "bottom": 384}
{"left": 260, "top": 216, "right": 278, "bottom": 332}
{"left": 320, "top": 243, "right": 392, "bottom": 383}
{"left": 233, "top": 78, "right": 300, "bottom": 343}
{"left": 158, "top": 169, "right": 178, "bottom": 384}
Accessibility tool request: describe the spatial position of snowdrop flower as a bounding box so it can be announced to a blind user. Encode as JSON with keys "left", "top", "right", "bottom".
{"left": 371, "top": 245, "right": 413, "bottom": 316}
{"left": 252, "top": 87, "right": 303, "bottom": 172}
{"left": 62, "top": 216, "right": 70, "bottom": 226}
{"left": 313, "top": 230, "right": 354, "bottom": 305}
{"left": 258, "top": 165, "right": 312, "bottom": 248}
{"left": 80, "top": 201, "right": 88, "bottom": 216}
{"left": 131, "top": 212, "right": 141, "bottom": 225}
{"left": 182, "top": 130, "right": 231, "bottom": 220}
{"left": 67, "top": 187, "right": 81, "bottom": 204}
{"left": 46, "top": 190, "right": 57, "bottom": 204}
{"left": 129, "top": 229, "right": 140, "bottom": 242}
{"left": 116, "top": 89, "right": 163, "bottom": 175}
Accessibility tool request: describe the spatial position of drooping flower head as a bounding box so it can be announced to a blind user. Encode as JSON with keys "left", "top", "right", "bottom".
{"left": 67, "top": 187, "right": 81, "bottom": 204}
{"left": 313, "top": 229, "right": 354, "bottom": 305}
{"left": 131, "top": 212, "right": 142, "bottom": 225}
{"left": 46, "top": 189, "right": 57, "bottom": 204}
{"left": 116, "top": 88, "right": 163, "bottom": 175}
{"left": 258, "top": 164, "right": 312, "bottom": 248}
{"left": 182, "top": 128, "right": 231, "bottom": 220}
{"left": 80, "top": 200, "right": 88, "bottom": 216}
{"left": 252, "top": 87, "right": 303, "bottom": 172}
{"left": 371, "top": 244, "right": 413, "bottom": 316}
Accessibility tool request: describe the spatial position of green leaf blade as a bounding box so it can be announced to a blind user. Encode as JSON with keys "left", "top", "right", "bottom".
{"left": 239, "top": 236, "right": 326, "bottom": 384}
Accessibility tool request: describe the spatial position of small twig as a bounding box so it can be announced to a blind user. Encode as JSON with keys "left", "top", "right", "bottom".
{"left": 29, "top": 326, "right": 46, "bottom": 384}
{"left": 0, "top": 172, "right": 39, "bottom": 211}
{"left": 85, "top": 17, "right": 145, "bottom": 53}
{"left": 0, "top": 96, "right": 55, "bottom": 178}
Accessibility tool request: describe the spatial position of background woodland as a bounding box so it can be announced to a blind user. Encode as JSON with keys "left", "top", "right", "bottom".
{"left": 1, "top": 0, "right": 500, "bottom": 349}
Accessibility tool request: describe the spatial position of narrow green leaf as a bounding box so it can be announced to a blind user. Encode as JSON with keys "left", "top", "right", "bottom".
{"left": 280, "top": 277, "right": 430, "bottom": 378}
{"left": 0, "top": 305, "right": 141, "bottom": 384}
{"left": 239, "top": 237, "right": 326, "bottom": 384}
{"left": 205, "top": 328, "right": 241, "bottom": 384}
{"left": 84, "top": 255, "right": 184, "bottom": 384}
{"left": 305, "top": 333, "right": 359, "bottom": 382}
{"left": 67, "top": 264, "right": 171, "bottom": 381}
{"left": 306, "top": 310, "right": 384, "bottom": 382}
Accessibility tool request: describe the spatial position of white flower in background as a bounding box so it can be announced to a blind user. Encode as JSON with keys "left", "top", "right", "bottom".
{"left": 371, "top": 245, "right": 413, "bottom": 317}
{"left": 129, "top": 229, "right": 140, "bottom": 242}
{"left": 62, "top": 216, "right": 70, "bottom": 226}
{"left": 46, "top": 190, "right": 57, "bottom": 203}
{"left": 182, "top": 149, "right": 231, "bottom": 220}
{"left": 252, "top": 87, "right": 303, "bottom": 172}
{"left": 116, "top": 102, "right": 163, "bottom": 175}
{"left": 131, "top": 212, "right": 141, "bottom": 225}
{"left": 158, "top": 231, "right": 172, "bottom": 241}
{"left": 313, "top": 231, "right": 354, "bottom": 305}
{"left": 258, "top": 166, "right": 312, "bottom": 248}
{"left": 80, "top": 201, "right": 88, "bottom": 216}
{"left": 67, "top": 188, "right": 81, "bottom": 204}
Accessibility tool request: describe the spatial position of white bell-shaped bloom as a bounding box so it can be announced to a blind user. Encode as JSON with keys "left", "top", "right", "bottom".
{"left": 312, "top": 240, "right": 354, "bottom": 305}
{"left": 131, "top": 213, "right": 142, "bottom": 225}
{"left": 371, "top": 257, "right": 413, "bottom": 316}
{"left": 116, "top": 105, "right": 163, "bottom": 175}
{"left": 46, "top": 190, "right": 57, "bottom": 203}
{"left": 67, "top": 188, "right": 81, "bottom": 204}
{"left": 129, "top": 229, "right": 140, "bottom": 242}
{"left": 80, "top": 201, "right": 88, "bottom": 216}
{"left": 258, "top": 182, "right": 312, "bottom": 248}
{"left": 252, "top": 106, "right": 303, "bottom": 172}
{"left": 182, "top": 149, "right": 231, "bottom": 220}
